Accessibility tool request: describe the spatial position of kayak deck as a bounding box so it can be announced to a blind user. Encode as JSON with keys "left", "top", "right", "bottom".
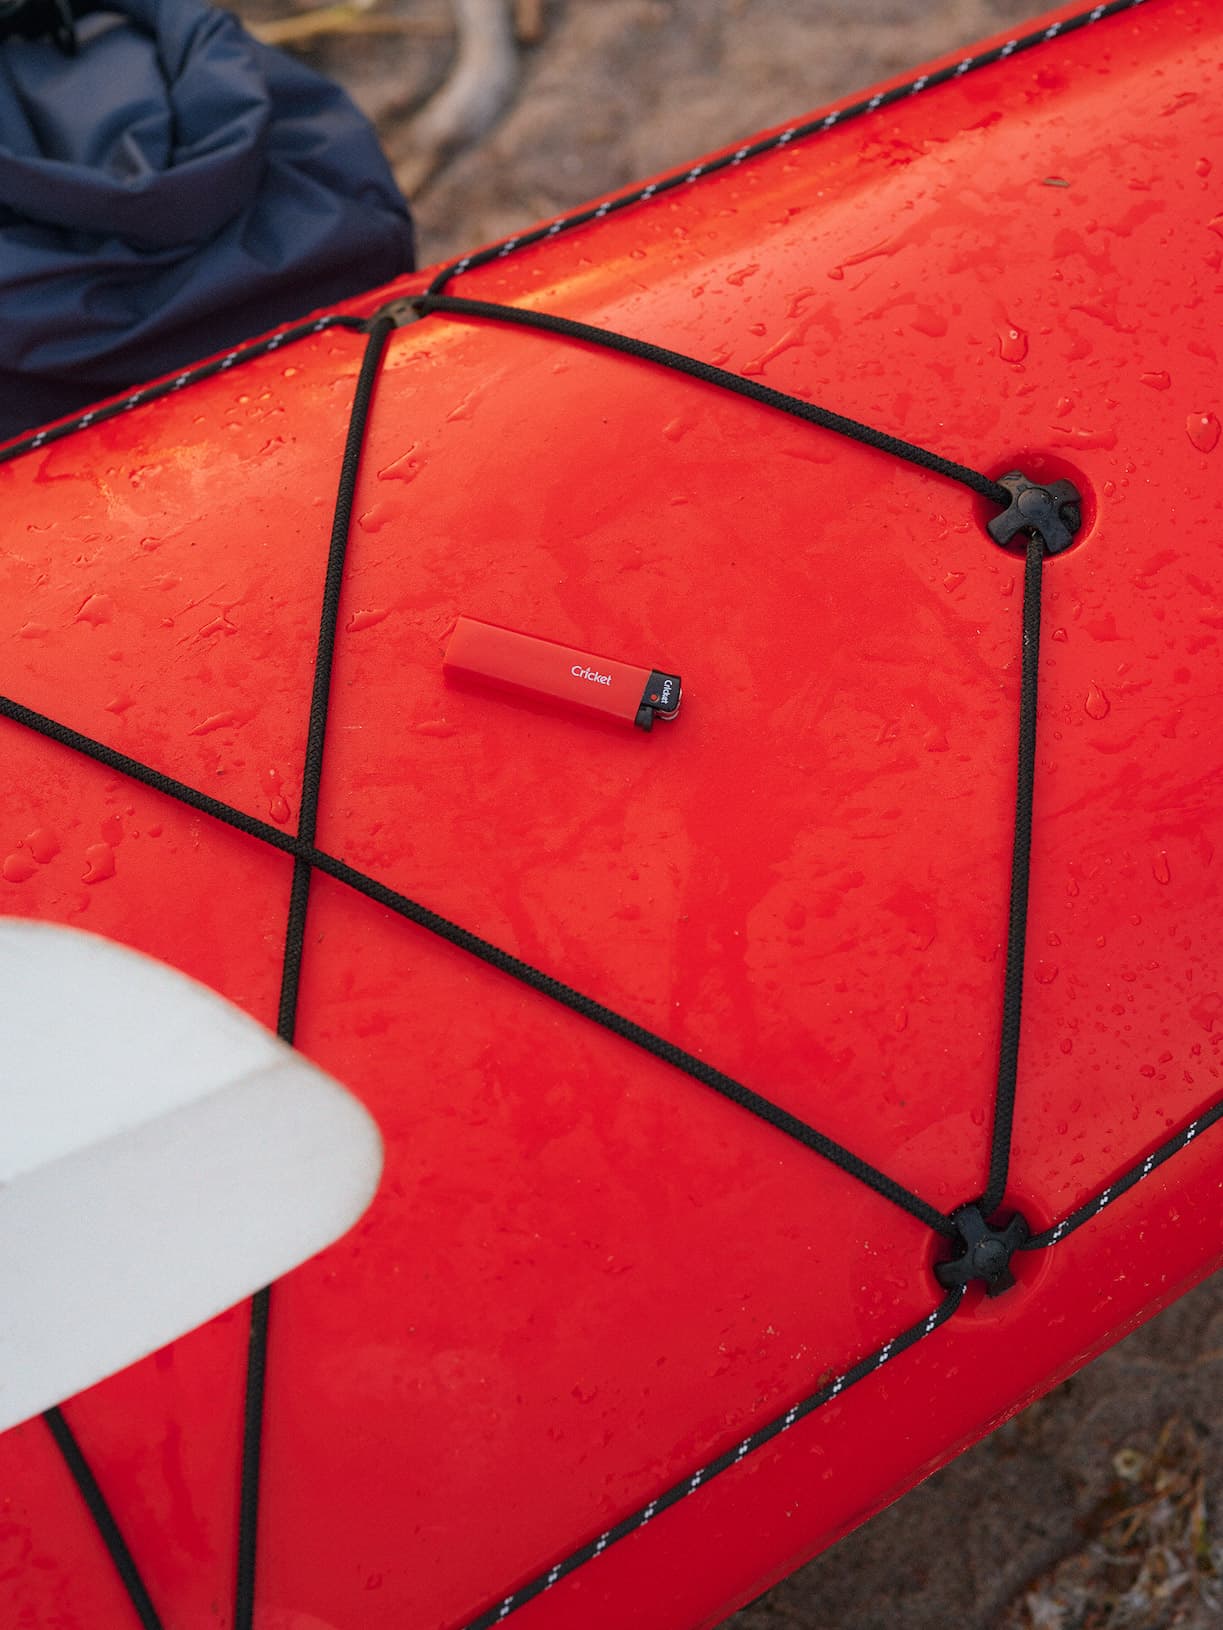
{"left": 1, "top": 3, "right": 1221, "bottom": 1627}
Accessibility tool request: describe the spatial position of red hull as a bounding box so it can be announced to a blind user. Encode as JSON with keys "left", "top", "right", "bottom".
{"left": 1, "top": 2, "right": 1220, "bottom": 1626}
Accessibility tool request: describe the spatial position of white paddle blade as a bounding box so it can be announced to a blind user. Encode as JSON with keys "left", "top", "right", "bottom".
{"left": 0, "top": 920, "right": 383, "bottom": 1435}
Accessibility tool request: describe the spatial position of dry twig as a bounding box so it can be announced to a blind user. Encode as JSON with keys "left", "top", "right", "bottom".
{"left": 394, "top": 0, "right": 521, "bottom": 196}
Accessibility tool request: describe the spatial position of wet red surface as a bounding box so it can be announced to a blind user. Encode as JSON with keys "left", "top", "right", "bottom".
{"left": 1, "top": 4, "right": 1221, "bottom": 1629}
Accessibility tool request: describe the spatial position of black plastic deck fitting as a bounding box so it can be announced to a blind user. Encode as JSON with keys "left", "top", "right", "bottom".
{"left": 987, "top": 470, "right": 1083, "bottom": 556}
{"left": 935, "top": 1202, "right": 1031, "bottom": 1297}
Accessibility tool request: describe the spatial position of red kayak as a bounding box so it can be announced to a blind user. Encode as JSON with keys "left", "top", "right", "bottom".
{"left": 1, "top": 1, "right": 1220, "bottom": 1626}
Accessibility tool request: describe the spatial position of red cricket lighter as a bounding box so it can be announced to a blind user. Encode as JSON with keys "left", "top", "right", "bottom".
{"left": 443, "top": 618, "right": 682, "bottom": 731}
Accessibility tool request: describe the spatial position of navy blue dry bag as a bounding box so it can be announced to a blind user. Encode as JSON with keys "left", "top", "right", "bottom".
{"left": 0, "top": 0, "right": 414, "bottom": 439}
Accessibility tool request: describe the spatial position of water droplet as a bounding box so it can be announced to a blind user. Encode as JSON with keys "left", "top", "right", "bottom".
{"left": 75, "top": 593, "right": 114, "bottom": 627}
{"left": 377, "top": 447, "right": 421, "bottom": 484}
{"left": 1046, "top": 931, "right": 1062, "bottom": 947}
{"left": 189, "top": 709, "right": 245, "bottom": 736}
{"left": 262, "top": 767, "right": 291, "bottom": 824}
{"left": 998, "top": 326, "right": 1028, "bottom": 362}
{"left": 100, "top": 815, "right": 123, "bottom": 846}
{"left": 1186, "top": 411, "right": 1220, "bottom": 453}
{"left": 413, "top": 720, "right": 458, "bottom": 738}
{"left": 1034, "top": 962, "right": 1059, "bottom": 984}
{"left": 744, "top": 313, "right": 832, "bottom": 377}
{"left": 1050, "top": 425, "right": 1118, "bottom": 452}
{"left": 1084, "top": 683, "right": 1111, "bottom": 720}
{"left": 3, "top": 852, "right": 37, "bottom": 883}
{"left": 1055, "top": 396, "right": 1073, "bottom": 416}
{"left": 105, "top": 693, "right": 136, "bottom": 715}
{"left": 1152, "top": 851, "right": 1171, "bottom": 885}
{"left": 25, "top": 828, "right": 59, "bottom": 864}
{"left": 663, "top": 417, "right": 694, "bottom": 442}
{"left": 840, "top": 238, "right": 895, "bottom": 271}
{"left": 199, "top": 614, "right": 237, "bottom": 638}
{"left": 923, "top": 725, "right": 949, "bottom": 752}
{"left": 943, "top": 571, "right": 966, "bottom": 593}
{"left": 1059, "top": 1039, "right": 1073, "bottom": 1056}
{"left": 893, "top": 1007, "right": 908, "bottom": 1032}
{"left": 346, "top": 608, "right": 390, "bottom": 633}
{"left": 902, "top": 306, "right": 944, "bottom": 338}
{"left": 970, "top": 1105, "right": 985, "bottom": 1127}
{"left": 1189, "top": 992, "right": 1222, "bottom": 1032}
{"left": 356, "top": 501, "right": 397, "bottom": 534}
{"left": 18, "top": 622, "right": 49, "bottom": 639}
{"left": 1072, "top": 296, "right": 1136, "bottom": 333}
{"left": 1140, "top": 370, "right": 1171, "bottom": 390}
{"left": 1052, "top": 627, "right": 1068, "bottom": 643}
{"left": 1210, "top": 215, "right": 1223, "bottom": 238}
{"left": 726, "top": 264, "right": 760, "bottom": 287}
{"left": 82, "top": 843, "right": 116, "bottom": 884}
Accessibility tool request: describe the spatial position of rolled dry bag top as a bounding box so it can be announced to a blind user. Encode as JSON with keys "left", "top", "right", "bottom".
{"left": 0, "top": 0, "right": 414, "bottom": 440}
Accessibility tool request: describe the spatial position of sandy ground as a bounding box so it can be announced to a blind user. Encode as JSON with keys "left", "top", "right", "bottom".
{"left": 238, "top": 4, "right": 1223, "bottom": 1625}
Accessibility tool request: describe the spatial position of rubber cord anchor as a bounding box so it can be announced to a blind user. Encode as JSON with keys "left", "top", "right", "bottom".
{"left": 935, "top": 1203, "right": 1030, "bottom": 1297}
{"left": 369, "top": 296, "right": 428, "bottom": 330}
{"left": 987, "top": 471, "right": 1082, "bottom": 556}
